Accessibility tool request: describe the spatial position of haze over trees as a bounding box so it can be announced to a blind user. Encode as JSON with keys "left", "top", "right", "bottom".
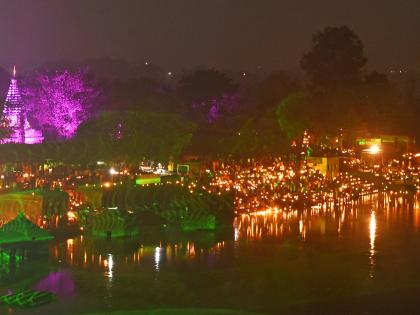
{"left": 276, "top": 25, "right": 406, "bottom": 142}
{"left": 0, "top": 25, "right": 418, "bottom": 161}
{"left": 75, "top": 111, "right": 196, "bottom": 163}
{"left": 177, "top": 68, "right": 238, "bottom": 123}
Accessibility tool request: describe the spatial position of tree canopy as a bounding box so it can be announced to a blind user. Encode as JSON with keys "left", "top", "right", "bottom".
{"left": 23, "top": 69, "right": 100, "bottom": 140}
{"left": 75, "top": 111, "right": 196, "bottom": 163}
{"left": 177, "top": 68, "right": 238, "bottom": 123}
{"left": 301, "top": 26, "right": 367, "bottom": 91}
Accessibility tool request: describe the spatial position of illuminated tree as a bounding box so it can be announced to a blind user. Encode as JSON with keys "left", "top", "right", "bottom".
{"left": 23, "top": 70, "right": 99, "bottom": 139}
{"left": 276, "top": 91, "right": 312, "bottom": 139}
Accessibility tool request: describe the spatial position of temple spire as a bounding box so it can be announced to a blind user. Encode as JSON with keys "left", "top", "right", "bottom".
{"left": 1, "top": 67, "right": 44, "bottom": 144}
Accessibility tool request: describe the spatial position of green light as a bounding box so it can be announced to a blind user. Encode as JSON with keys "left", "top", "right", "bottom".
{"left": 135, "top": 176, "right": 161, "bottom": 185}
{"left": 177, "top": 164, "right": 189, "bottom": 175}
{"left": 0, "top": 289, "right": 56, "bottom": 308}
{"left": 0, "top": 212, "right": 53, "bottom": 245}
{"left": 181, "top": 215, "right": 216, "bottom": 231}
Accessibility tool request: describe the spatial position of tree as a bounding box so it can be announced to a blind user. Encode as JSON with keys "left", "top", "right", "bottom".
{"left": 103, "top": 77, "right": 181, "bottom": 113}
{"left": 276, "top": 91, "right": 313, "bottom": 139}
{"left": 23, "top": 69, "right": 100, "bottom": 140}
{"left": 231, "top": 109, "right": 289, "bottom": 157}
{"left": 248, "top": 71, "right": 300, "bottom": 111}
{"left": 75, "top": 111, "right": 196, "bottom": 163}
{"left": 360, "top": 72, "right": 399, "bottom": 132}
{"left": 301, "top": 26, "right": 367, "bottom": 90}
{"left": 177, "top": 68, "right": 238, "bottom": 123}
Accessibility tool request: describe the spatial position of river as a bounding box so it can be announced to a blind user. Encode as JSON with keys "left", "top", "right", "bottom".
{"left": 2, "top": 193, "right": 420, "bottom": 314}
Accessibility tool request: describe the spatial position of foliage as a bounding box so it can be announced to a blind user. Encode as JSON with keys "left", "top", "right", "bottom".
{"left": 177, "top": 68, "right": 238, "bottom": 123}
{"left": 231, "top": 109, "right": 289, "bottom": 157}
{"left": 358, "top": 72, "right": 400, "bottom": 132}
{"left": 103, "top": 78, "right": 182, "bottom": 113}
{"left": 247, "top": 71, "right": 300, "bottom": 111}
{"left": 301, "top": 26, "right": 367, "bottom": 90}
{"left": 276, "top": 91, "right": 312, "bottom": 139}
{"left": 75, "top": 111, "right": 196, "bottom": 163}
{"left": 23, "top": 69, "right": 100, "bottom": 140}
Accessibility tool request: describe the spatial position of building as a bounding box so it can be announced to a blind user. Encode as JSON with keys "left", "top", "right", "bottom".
{"left": 307, "top": 156, "right": 340, "bottom": 180}
{"left": 1, "top": 67, "right": 43, "bottom": 144}
{"left": 356, "top": 135, "right": 416, "bottom": 158}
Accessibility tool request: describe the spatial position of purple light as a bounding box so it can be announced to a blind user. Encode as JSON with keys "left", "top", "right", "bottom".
{"left": 1, "top": 67, "right": 43, "bottom": 144}
{"left": 34, "top": 270, "right": 75, "bottom": 298}
{"left": 23, "top": 69, "right": 97, "bottom": 139}
{"left": 192, "top": 92, "right": 240, "bottom": 124}
{"left": 208, "top": 102, "right": 220, "bottom": 123}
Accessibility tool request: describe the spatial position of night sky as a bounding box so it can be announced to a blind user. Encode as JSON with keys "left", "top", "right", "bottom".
{"left": 0, "top": 0, "right": 419, "bottom": 74}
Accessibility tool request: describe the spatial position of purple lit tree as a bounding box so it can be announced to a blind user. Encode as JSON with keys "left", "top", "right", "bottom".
{"left": 23, "top": 70, "right": 99, "bottom": 139}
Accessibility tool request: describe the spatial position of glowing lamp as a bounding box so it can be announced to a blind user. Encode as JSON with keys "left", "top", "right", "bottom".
{"left": 366, "top": 144, "right": 381, "bottom": 155}
{"left": 67, "top": 211, "right": 76, "bottom": 223}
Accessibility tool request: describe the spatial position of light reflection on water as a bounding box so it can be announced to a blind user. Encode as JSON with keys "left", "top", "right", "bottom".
{"left": 154, "top": 247, "right": 161, "bottom": 272}
{"left": 104, "top": 254, "right": 114, "bottom": 280}
{"left": 369, "top": 210, "right": 377, "bottom": 278}
{"left": 46, "top": 193, "right": 420, "bottom": 280}
{"left": 1, "top": 192, "right": 420, "bottom": 314}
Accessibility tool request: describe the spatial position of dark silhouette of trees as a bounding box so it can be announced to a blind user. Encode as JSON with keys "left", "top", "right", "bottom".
{"left": 75, "top": 111, "right": 196, "bottom": 163}
{"left": 103, "top": 78, "right": 181, "bottom": 113}
{"left": 301, "top": 26, "right": 367, "bottom": 91}
{"left": 177, "top": 68, "right": 238, "bottom": 123}
{"left": 360, "top": 72, "right": 399, "bottom": 132}
{"left": 247, "top": 71, "right": 300, "bottom": 112}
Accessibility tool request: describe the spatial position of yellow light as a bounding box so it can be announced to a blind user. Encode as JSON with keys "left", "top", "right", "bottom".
{"left": 366, "top": 144, "right": 381, "bottom": 155}
{"left": 67, "top": 211, "right": 76, "bottom": 222}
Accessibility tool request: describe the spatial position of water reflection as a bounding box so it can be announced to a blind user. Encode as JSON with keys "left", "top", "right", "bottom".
{"left": 1, "top": 192, "right": 420, "bottom": 315}
{"left": 154, "top": 247, "right": 161, "bottom": 272}
{"left": 369, "top": 210, "right": 377, "bottom": 278}
{"left": 1, "top": 193, "right": 418, "bottom": 282}
{"left": 104, "top": 254, "right": 114, "bottom": 280}
{"left": 35, "top": 271, "right": 75, "bottom": 297}
{"left": 104, "top": 253, "right": 114, "bottom": 302}
{"left": 234, "top": 194, "right": 419, "bottom": 241}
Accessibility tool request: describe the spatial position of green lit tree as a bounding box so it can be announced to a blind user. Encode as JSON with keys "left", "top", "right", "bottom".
{"left": 276, "top": 91, "right": 312, "bottom": 139}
